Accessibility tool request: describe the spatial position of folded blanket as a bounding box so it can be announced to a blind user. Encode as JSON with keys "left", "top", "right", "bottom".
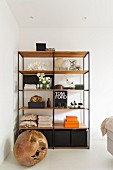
{"left": 19, "top": 121, "right": 37, "bottom": 128}
{"left": 38, "top": 115, "right": 51, "bottom": 118}
{"left": 38, "top": 117, "right": 51, "bottom": 121}
{"left": 38, "top": 124, "right": 52, "bottom": 127}
{"left": 101, "top": 116, "right": 113, "bottom": 136}
{"left": 21, "top": 114, "right": 37, "bottom": 121}
{"left": 24, "top": 84, "right": 36, "bottom": 89}
{"left": 38, "top": 121, "right": 52, "bottom": 124}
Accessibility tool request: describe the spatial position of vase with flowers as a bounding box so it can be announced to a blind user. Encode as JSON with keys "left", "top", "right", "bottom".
{"left": 37, "top": 73, "right": 51, "bottom": 89}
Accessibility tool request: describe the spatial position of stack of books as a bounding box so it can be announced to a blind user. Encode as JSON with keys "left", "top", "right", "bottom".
{"left": 24, "top": 84, "right": 36, "bottom": 89}
{"left": 38, "top": 115, "right": 52, "bottom": 127}
{"left": 64, "top": 116, "right": 79, "bottom": 128}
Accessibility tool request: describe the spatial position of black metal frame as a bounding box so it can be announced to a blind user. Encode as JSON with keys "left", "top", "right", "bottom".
{"left": 17, "top": 51, "right": 90, "bottom": 149}
{"left": 88, "top": 52, "right": 90, "bottom": 148}
{"left": 17, "top": 52, "right": 19, "bottom": 137}
{"left": 53, "top": 51, "right": 55, "bottom": 149}
{"left": 83, "top": 52, "right": 90, "bottom": 149}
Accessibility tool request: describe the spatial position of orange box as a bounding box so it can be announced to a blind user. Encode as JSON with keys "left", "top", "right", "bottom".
{"left": 65, "top": 121, "right": 79, "bottom": 125}
{"left": 64, "top": 124, "right": 79, "bottom": 128}
{"left": 64, "top": 120, "right": 79, "bottom": 128}
{"left": 66, "top": 116, "right": 78, "bottom": 122}
{"left": 66, "top": 116, "right": 77, "bottom": 119}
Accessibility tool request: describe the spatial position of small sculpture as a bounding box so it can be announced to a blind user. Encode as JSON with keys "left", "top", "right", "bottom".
{"left": 13, "top": 130, "right": 48, "bottom": 166}
{"left": 70, "top": 101, "right": 77, "bottom": 108}
{"left": 55, "top": 58, "right": 63, "bottom": 70}
{"left": 65, "top": 75, "right": 75, "bottom": 89}
{"left": 62, "top": 59, "right": 70, "bottom": 70}
{"left": 46, "top": 48, "right": 55, "bottom": 51}
{"left": 76, "top": 65, "right": 81, "bottom": 70}
{"left": 27, "top": 62, "right": 46, "bottom": 70}
{"left": 30, "top": 95, "right": 42, "bottom": 102}
{"left": 54, "top": 84, "right": 64, "bottom": 89}
{"left": 69, "top": 60, "right": 76, "bottom": 70}
{"left": 78, "top": 103, "right": 83, "bottom": 108}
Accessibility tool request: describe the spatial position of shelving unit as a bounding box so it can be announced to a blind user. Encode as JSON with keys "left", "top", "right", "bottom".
{"left": 18, "top": 50, "right": 90, "bottom": 149}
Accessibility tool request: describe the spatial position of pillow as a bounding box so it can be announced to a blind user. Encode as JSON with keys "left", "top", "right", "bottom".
{"left": 21, "top": 114, "right": 37, "bottom": 121}
{"left": 19, "top": 121, "right": 37, "bottom": 128}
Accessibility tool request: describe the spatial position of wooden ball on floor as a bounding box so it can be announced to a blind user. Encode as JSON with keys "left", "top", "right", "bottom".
{"left": 13, "top": 130, "right": 48, "bottom": 167}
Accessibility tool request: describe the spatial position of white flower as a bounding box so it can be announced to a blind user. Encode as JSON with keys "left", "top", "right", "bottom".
{"left": 37, "top": 73, "right": 51, "bottom": 84}
{"left": 42, "top": 80, "right": 46, "bottom": 84}
{"left": 37, "top": 73, "right": 40, "bottom": 77}
{"left": 46, "top": 77, "right": 51, "bottom": 83}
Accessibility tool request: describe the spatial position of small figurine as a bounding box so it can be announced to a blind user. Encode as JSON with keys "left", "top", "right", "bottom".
{"left": 65, "top": 75, "right": 75, "bottom": 89}
{"left": 55, "top": 58, "right": 63, "bottom": 70}
{"left": 76, "top": 65, "right": 81, "bottom": 70}
{"left": 62, "top": 59, "right": 70, "bottom": 70}
{"left": 27, "top": 62, "right": 46, "bottom": 70}
{"left": 69, "top": 60, "right": 76, "bottom": 70}
{"left": 70, "top": 101, "right": 77, "bottom": 108}
{"left": 30, "top": 95, "right": 42, "bottom": 102}
{"left": 78, "top": 103, "right": 83, "bottom": 108}
{"left": 70, "top": 102, "right": 73, "bottom": 107}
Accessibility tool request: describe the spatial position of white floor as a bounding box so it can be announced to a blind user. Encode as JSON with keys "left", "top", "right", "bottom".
{"left": 0, "top": 139, "right": 113, "bottom": 170}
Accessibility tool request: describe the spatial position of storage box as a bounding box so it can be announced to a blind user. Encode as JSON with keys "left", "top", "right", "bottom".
{"left": 36, "top": 43, "right": 46, "bottom": 51}
{"left": 28, "top": 102, "right": 45, "bottom": 108}
{"left": 39, "top": 130, "right": 53, "bottom": 147}
{"left": 66, "top": 116, "right": 78, "bottom": 122}
{"left": 64, "top": 121, "right": 79, "bottom": 128}
{"left": 54, "top": 130, "right": 70, "bottom": 147}
{"left": 75, "top": 84, "right": 84, "bottom": 90}
{"left": 71, "top": 129, "right": 87, "bottom": 147}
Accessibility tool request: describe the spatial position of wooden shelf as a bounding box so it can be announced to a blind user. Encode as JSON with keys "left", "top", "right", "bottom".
{"left": 54, "top": 51, "right": 89, "bottom": 58}
{"left": 18, "top": 51, "right": 53, "bottom": 58}
{"left": 19, "top": 70, "right": 53, "bottom": 74}
{"left": 55, "top": 70, "right": 88, "bottom": 74}
{"left": 19, "top": 123, "right": 87, "bottom": 130}
{"left": 54, "top": 89, "right": 89, "bottom": 91}
{"left": 19, "top": 70, "right": 88, "bottom": 75}
{"left": 19, "top": 89, "right": 89, "bottom": 92}
{"left": 54, "top": 123, "right": 87, "bottom": 129}
{"left": 54, "top": 107, "right": 88, "bottom": 110}
{"left": 18, "top": 51, "right": 89, "bottom": 58}
{"left": 19, "top": 126, "right": 53, "bottom": 130}
{"left": 19, "top": 89, "right": 53, "bottom": 91}
{"left": 19, "top": 107, "right": 54, "bottom": 110}
{"left": 19, "top": 107, "right": 88, "bottom": 110}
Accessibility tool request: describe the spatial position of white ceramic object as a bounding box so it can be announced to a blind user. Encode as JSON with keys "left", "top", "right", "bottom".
{"left": 62, "top": 59, "right": 70, "bottom": 70}
{"left": 55, "top": 58, "right": 63, "bottom": 70}
{"left": 27, "top": 62, "right": 46, "bottom": 70}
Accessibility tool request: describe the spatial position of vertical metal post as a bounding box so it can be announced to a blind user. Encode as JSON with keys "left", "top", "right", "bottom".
{"left": 88, "top": 52, "right": 90, "bottom": 148}
{"left": 83, "top": 57, "right": 85, "bottom": 124}
{"left": 17, "top": 52, "right": 19, "bottom": 135}
{"left": 53, "top": 52, "right": 55, "bottom": 149}
{"left": 22, "top": 57, "right": 24, "bottom": 115}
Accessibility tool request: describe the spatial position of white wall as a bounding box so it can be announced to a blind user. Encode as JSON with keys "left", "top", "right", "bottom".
{"left": 19, "top": 27, "right": 113, "bottom": 140}
{"left": 0, "top": 0, "right": 19, "bottom": 165}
